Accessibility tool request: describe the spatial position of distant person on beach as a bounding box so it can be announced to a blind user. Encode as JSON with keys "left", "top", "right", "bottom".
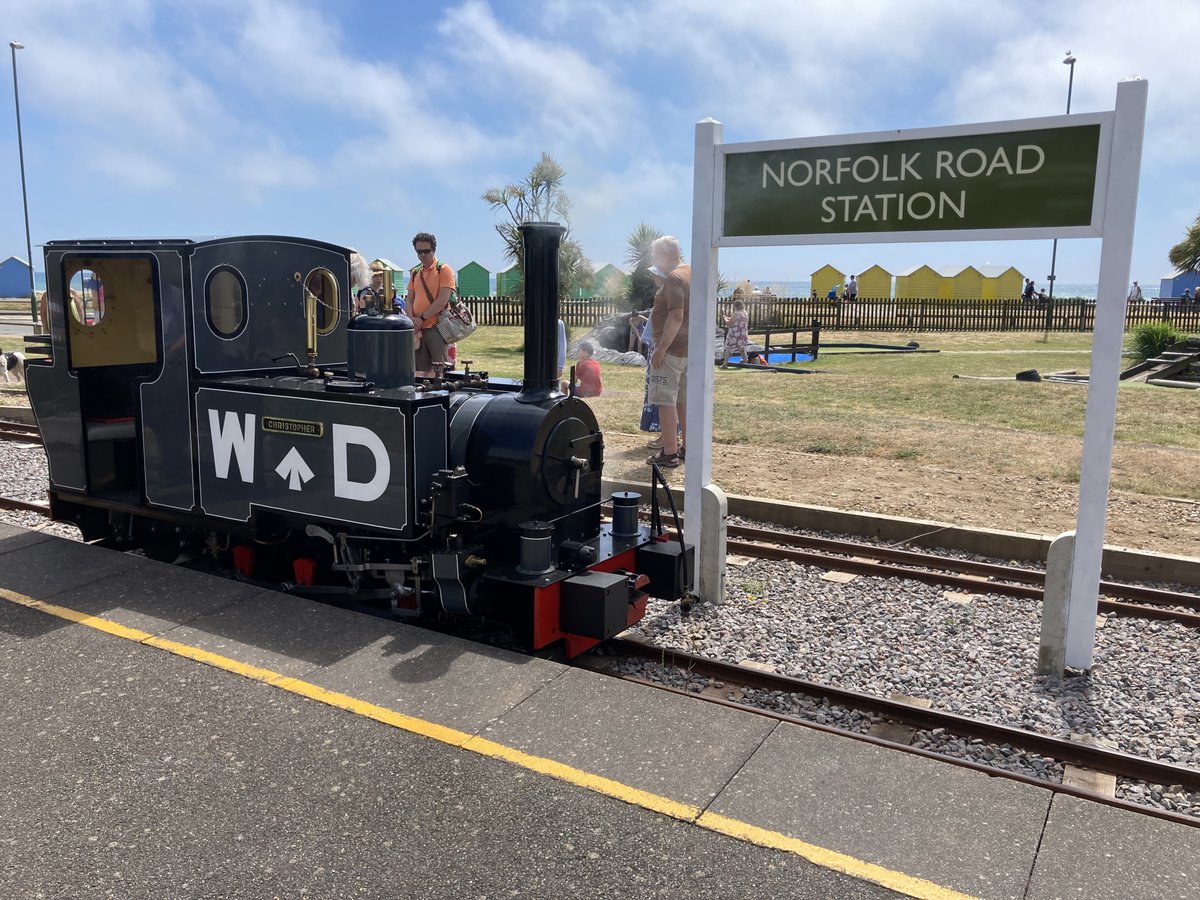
{"left": 810, "top": 289, "right": 818, "bottom": 300}
{"left": 1022, "top": 278, "right": 1035, "bottom": 303}
{"left": 1127, "top": 281, "right": 1143, "bottom": 302}
{"left": 845, "top": 275, "right": 858, "bottom": 301}
{"left": 827, "top": 284, "right": 839, "bottom": 300}
{"left": 720, "top": 299, "right": 749, "bottom": 368}
{"left": 1182, "top": 288, "right": 1193, "bottom": 304}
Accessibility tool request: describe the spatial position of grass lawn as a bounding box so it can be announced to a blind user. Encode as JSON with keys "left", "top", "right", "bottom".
{"left": 462, "top": 326, "right": 1200, "bottom": 500}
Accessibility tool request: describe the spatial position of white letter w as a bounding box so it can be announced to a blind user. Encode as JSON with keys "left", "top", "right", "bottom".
{"left": 209, "top": 410, "right": 256, "bottom": 483}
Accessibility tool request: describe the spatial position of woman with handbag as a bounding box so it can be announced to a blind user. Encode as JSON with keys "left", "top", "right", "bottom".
{"left": 403, "top": 231, "right": 456, "bottom": 377}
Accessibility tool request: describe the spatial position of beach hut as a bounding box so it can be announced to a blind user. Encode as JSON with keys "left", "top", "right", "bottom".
{"left": 811, "top": 264, "right": 844, "bottom": 298}
{"left": 856, "top": 264, "right": 892, "bottom": 300}
{"left": 590, "top": 263, "right": 628, "bottom": 299}
{"left": 894, "top": 265, "right": 940, "bottom": 299}
{"left": 0, "top": 256, "right": 31, "bottom": 298}
{"left": 937, "top": 265, "right": 985, "bottom": 300}
{"left": 978, "top": 265, "right": 1024, "bottom": 301}
{"left": 456, "top": 260, "right": 490, "bottom": 297}
{"left": 496, "top": 264, "right": 520, "bottom": 297}
{"left": 1159, "top": 270, "right": 1200, "bottom": 299}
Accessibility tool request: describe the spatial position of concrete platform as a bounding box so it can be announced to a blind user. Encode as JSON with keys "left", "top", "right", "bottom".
{"left": 709, "top": 723, "right": 1049, "bottom": 899}
{"left": 3, "top": 526, "right": 1199, "bottom": 899}
{"left": 1027, "top": 795, "right": 1200, "bottom": 899}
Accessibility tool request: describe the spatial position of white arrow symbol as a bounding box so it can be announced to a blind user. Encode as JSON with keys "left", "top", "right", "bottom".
{"left": 275, "top": 446, "right": 315, "bottom": 491}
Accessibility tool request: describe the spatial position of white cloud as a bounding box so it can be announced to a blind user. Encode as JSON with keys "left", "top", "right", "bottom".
{"left": 436, "top": 1, "right": 640, "bottom": 150}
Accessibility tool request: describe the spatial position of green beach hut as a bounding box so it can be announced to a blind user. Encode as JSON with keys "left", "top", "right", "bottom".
{"left": 457, "top": 260, "right": 490, "bottom": 297}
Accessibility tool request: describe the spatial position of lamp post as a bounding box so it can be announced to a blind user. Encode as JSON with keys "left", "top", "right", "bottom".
{"left": 1047, "top": 52, "right": 1076, "bottom": 304}
{"left": 9, "top": 41, "right": 37, "bottom": 330}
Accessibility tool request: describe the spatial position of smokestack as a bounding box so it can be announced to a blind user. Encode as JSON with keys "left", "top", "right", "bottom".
{"left": 519, "top": 221, "right": 565, "bottom": 402}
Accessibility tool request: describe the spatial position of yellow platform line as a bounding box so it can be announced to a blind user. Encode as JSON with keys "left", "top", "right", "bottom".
{"left": 0, "top": 586, "right": 976, "bottom": 900}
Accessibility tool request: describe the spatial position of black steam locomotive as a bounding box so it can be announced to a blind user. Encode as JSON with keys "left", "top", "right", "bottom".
{"left": 24, "top": 223, "right": 692, "bottom": 656}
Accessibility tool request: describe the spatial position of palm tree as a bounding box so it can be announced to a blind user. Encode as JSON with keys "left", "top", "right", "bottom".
{"left": 482, "top": 152, "right": 592, "bottom": 301}
{"left": 1168, "top": 214, "right": 1200, "bottom": 274}
{"left": 624, "top": 222, "right": 663, "bottom": 271}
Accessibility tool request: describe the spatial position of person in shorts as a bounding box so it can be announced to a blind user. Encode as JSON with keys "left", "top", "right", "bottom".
{"left": 646, "top": 236, "right": 691, "bottom": 468}
{"left": 403, "top": 232, "right": 456, "bottom": 376}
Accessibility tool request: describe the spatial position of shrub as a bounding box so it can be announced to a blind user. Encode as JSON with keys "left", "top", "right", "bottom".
{"left": 1128, "top": 322, "right": 1184, "bottom": 360}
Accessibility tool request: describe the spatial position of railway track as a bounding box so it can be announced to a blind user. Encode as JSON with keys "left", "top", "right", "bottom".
{"left": 0, "top": 419, "right": 48, "bottom": 514}
{"left": 705, "top": 522, "right": 1200, "bottom": 628}
{"left": 587, "top": 637, "right": 1200, "bottom": 828}
{"left": 0, "top": 420, "right": 40, "bottom": 446}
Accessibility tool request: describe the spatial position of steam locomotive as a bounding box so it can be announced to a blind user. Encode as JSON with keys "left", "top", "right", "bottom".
{"left": 24, "top": 223, "right": 693, "bottom": 656}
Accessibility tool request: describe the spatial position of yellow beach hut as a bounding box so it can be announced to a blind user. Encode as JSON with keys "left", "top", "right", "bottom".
{"left": 856, "top": 265, "right": 892, "bottom": 300}
{"left": 812, "top": 264, "right": 844, "bottom": 298}
{"left": 937, "top": 265, "right": 985, "bottom": 300}
{"left": 894, "top": 265, "right": 940, "bottom": 299}
{"left": 979, "top": 265, "right": 1024, "bottom": 301}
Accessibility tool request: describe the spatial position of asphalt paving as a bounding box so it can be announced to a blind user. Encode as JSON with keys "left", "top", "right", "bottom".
{"left": 0, "top": 598, "right": 896, "bottom": 899}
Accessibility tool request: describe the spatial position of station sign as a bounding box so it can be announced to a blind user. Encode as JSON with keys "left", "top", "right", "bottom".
{"left": 195, "top": 387, "right": 408, "bottom": 531}
{"left": 721, "top": 121, "right": 1104, "bottom": 240}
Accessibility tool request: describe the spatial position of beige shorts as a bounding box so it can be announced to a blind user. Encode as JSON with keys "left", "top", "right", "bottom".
{"left": 647, "top": 353, "right": 688, "bottom": 406}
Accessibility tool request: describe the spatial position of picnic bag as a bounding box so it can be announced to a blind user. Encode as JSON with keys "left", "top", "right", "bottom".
{"left": 416, "top": 263, "right": 478, "bottom": 343}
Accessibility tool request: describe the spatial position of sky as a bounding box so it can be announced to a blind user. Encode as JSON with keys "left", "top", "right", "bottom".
{"left": 1, "top": 0, "right": 1197, "bottom": 291}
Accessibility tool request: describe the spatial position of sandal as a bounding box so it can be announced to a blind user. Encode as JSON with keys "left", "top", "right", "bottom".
{"left": 646, "top": 450, "right": 680, "bottom": 468}
{"left": 646, "top": 437, "right": 664, "bottom": 450}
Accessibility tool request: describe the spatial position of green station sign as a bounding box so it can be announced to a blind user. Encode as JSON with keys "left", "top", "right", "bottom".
{"left": 722, "top": 124, "right": 1102, "bottom": 238}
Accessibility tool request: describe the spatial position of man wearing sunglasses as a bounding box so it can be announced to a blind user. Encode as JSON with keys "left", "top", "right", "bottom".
{"left": 404, "top": 231, "right": 456, "bottom": 376}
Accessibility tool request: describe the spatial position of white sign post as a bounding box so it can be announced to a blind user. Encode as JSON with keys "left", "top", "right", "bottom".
{"left": 684, "top": 80, "right": 1147, "bottom": 673}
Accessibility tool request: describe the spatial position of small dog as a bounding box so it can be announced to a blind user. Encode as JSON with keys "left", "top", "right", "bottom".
{"left": 1, "top": 347, "right": 25, "bottom": 384}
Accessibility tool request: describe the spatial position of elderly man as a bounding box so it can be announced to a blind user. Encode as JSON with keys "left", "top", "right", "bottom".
{"left": 645, "top": 236, "right": 691, "bottom": 468}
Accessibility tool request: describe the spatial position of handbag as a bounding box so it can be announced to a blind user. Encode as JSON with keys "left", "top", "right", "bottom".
{"left": 418, "top": 266, "right": 478, "bottom": 343}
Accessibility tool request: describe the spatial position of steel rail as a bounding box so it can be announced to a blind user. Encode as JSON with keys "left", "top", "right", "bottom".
{"left": 607, "top": 637, "right": 1200, "bottom": 795}
{"left": 727, "top": 523, "right": 1200, "bottom": 611}
{"left": 0, "top": 421, "right": 40, "bottom": 444}
{"left": 0, "top": 495, "right": 49, "bottom": 514}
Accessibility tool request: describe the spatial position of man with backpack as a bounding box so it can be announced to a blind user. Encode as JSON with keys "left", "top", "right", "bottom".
{"left": 404, "top": 231, "right": 457, "bottom": 376}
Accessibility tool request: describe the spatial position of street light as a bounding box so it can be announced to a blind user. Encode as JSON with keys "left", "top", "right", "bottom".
{"left": 9, "top": 40, "right": 37, "bottom": 330}
{"left": 1047, "top": 52, "right": 1076, "bottom": 304}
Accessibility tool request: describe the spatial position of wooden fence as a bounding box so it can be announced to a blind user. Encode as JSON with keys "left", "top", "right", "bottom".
{"left": 464, "top": 295, "right": 1200, "bottom": 334}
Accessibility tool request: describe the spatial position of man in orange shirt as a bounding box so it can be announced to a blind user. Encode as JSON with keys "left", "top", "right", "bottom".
{"left": 403, "top": 231, "right": 456, "bottom": 376}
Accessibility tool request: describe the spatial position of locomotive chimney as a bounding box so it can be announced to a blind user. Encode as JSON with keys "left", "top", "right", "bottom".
{"left": 518, "top": 221, "right": 566, "bottom": 402}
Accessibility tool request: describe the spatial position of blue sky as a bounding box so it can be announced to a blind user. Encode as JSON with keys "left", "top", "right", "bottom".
{"left": 2, "top": 0, "right": 1197, "bottom": 291}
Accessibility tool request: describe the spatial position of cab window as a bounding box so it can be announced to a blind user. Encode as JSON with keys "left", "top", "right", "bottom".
{"left": 206, "top": 267, "right": 247, "bottom": 338}
{"left": 305, "top": 269, "right": 339, "bottom": 335}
